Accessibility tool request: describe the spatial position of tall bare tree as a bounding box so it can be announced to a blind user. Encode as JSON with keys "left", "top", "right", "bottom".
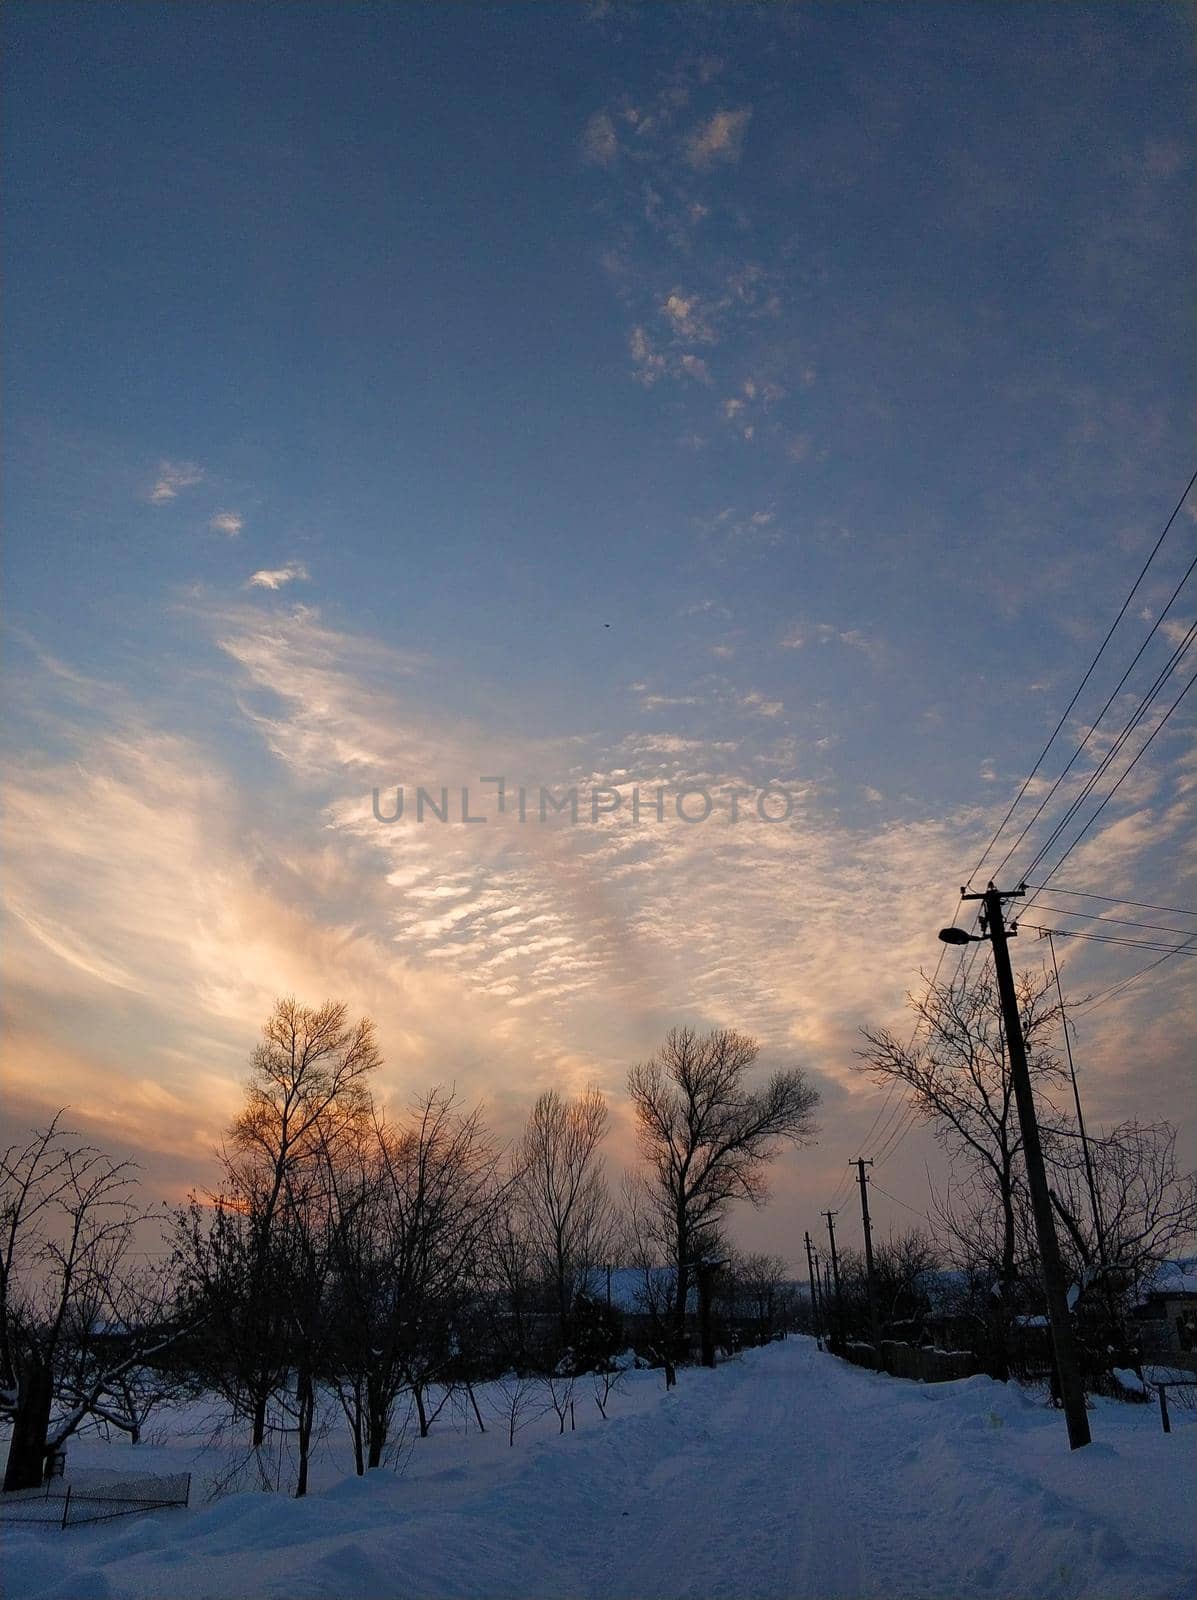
{"left": 374, "top": 1092, "right": 502, "bottom": 1442}
{"left": 179, "top": 997, "right": 381, "bottom": 1448}
{"left": 628, "top": 1027, "right": 819, "bottom": 1346}
{"left": 518, "top": 1087, "right": 616, "bottom": 1346}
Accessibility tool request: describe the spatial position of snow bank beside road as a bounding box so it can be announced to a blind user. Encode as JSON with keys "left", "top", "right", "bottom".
{"left": 3, "top": 1338, "right": 1193, "bottom": 1600}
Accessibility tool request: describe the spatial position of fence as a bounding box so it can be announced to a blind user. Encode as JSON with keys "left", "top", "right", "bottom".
{"left": 1149, "top": 1377, "right": 1196, "bottom": 1435}
{"left": 0, "top": 1470, "right": 191, "bottom": 1529}
{"left": 842, "top": 1340, "right": 978, "bottom": 1383}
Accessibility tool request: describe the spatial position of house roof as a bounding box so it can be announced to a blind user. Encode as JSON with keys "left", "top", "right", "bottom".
{"left": 1140, "top": 1258, "right": 1197, "bottom": 1300}
{"left": 581, "top": 1265, "right": 699, "bottom": 1314}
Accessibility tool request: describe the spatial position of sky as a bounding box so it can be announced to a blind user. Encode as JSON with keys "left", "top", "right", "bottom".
{"left": 3, "top": 2, "right": 1195, "bottom": 1269}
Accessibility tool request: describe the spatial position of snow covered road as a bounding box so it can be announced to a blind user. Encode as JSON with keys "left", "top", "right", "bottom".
{"left": 4, "top": 1338, "right": 1194, "bottom": 1600}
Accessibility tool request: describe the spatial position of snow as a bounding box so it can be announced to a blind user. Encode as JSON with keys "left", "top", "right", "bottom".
{"left": 1141, "top": 1258, "right": 1197, "bottom": 1300}
{"left": 580, "top": 1265, "right": 699, "bottom": 1314}
{"left": 3, "top": 1337, "right": 1193, "bottom": 1600}
{"left": 1112, "top": 1368, "right": 1147, "bottom": 1397}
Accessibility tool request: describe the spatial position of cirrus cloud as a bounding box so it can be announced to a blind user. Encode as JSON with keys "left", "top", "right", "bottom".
{"left": 686, "top": 107, "right": 751, "bottom": 169}
{"left": 148, "top": 460, "right": 204, "bottom": 503}
{"left": 248, "top": 562, "right": 310, "bottom": 590}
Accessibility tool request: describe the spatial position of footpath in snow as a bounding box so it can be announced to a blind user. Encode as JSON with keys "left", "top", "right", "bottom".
{"left": 3, "top": 1336, "right": 1194, "bottom": 1600}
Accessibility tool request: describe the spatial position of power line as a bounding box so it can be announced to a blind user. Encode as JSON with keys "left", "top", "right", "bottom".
{"left": 872, "top": 1106, "right": 921, "bottom": 1168}
{"left": 1026, "top": 904, "right": 1196, "bottom": 935}
{"left": 850, "top": 1073, "right": 903, "bottom": 1166}
{"left": 826, "top": 1166, "right": 856, "bottom": 1211}
{"left": 868, "top": 1179, "right": 931, "bottom": 1222}
{"left": 1026, "top": 663, "right": 1197, "bottom": 892}
{"left": 964, "top": 464, "right": 1197, "bottom": 887}
{"left": 1023, "top": 885, "right": 1197, "bottom": 917}
{"left": 1022, "top": 923, "right": 1197, "bottom": 954}
{"left": 866, "top": 908, "right": 986, "bottom": 1171}
{"left": 1076, "top": 938, "right": 1197, "bottom": 1012}
{"left": 871, "top": 1080, "right": 930, "bottom": 1167}
{"left": 1019, "top": 619, "right": 1196, "bottom": 886}
{"left": 862, "top": 476, "right": 1196, "bottom": 1229}
{"left": 835, "top": 474, "right": 1196, "bottom": 1215}
{"left": 991, "top": 558, "right": 1197, "bottom": 882}
{"left": 825, "top": 897, "right": 963, "bottom": 1206}
{"left": 865, "top": 1087, "right": 915, "bottom": 1161}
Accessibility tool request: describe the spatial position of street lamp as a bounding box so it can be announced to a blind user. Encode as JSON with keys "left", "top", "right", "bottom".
{"left": 937, "top": 883, "right": 1090, "bottom": 1450}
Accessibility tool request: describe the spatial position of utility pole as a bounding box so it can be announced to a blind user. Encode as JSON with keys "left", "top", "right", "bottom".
{"left": 821, "top": 1210, "right": 844, "bottom": 1350}
{"left": 853, "top": 1159, "right": 882, "bottom": 1352}
{"left": 958, "top": 884, "right": 1091, "bottom": 1450}
{"left": 804, "top": 1231, "right": 823, "bottom": 1346}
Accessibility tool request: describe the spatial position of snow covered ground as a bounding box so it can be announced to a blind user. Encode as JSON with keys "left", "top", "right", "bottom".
{"left": 3, "top": 1337, "right": 1193, "bottom": 1600}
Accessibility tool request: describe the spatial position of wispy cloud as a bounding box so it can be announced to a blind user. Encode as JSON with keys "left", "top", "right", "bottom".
{"left": 209, "top": 511, "right": 243, "bottom": 536}
{"left": 686, "top": 107, "right": 752, "bottom": 168}
{"left": 781, "top": 622, "right": 876, "bottom": 657}
{"left": 4, "top": 606, "right": 1192, "bottom": 1232}
{"left": 739, "top": 690, "right": 784, "bottom": 718}
{"left": 698, "top": 506, "right": 783, "bottom": 563}
{"left": 635, "top": 688, "right": 704, "bottom": 711}
{"left": 629, "top": 325, "right": 713, "bottom": 388}
{"left": 248, "top": 562, "right": 310, "bottom": 590}
{"left": 581, "top": 109, "right": 618, "bottom": 167}
{"left": 148, "top": 460, "right": 204, "bottom": 503}
{"left": 663, "top": 290, "right": 716, "bottom": 343}
{"left": 629, "top": 326, "right": 666, "bottom": 387}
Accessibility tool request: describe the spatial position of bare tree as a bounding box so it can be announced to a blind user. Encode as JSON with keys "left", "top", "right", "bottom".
{"left": 2, "top": 1114, "right": 182, "bottom": 1490}
{"left": 542, "top": 1367, "right": 576, "bottom": 1434}
{"left": 374, "top": 1092, "right": 502, "bottom": 1443}
{"left": 321, "top": 1089, "right": 504, "bottom": 1469}
{"left": 178, "top": 997, "right": 381, "bottom": 1450}
{"left": 627, "top": 1027, "right": 819, "bottom": 1348}
{"left": 592, "top": 1358, "right": 627, "bottom": 1419}
{"left": 732, "top": 1252, "right": 791, "bottom": 1343}
{"left": 485, "top": 1169, "right": 541, "bottom": 1373}
{"left": 518, "top": 1087, "right": 616, "bottom": 1347}
{"left": 1046, "top": 1120, "right": 1197, "bottom": 1308}
{"left": 876, "top": 1230, "right": 940, "bottom": 1331}
{"left": 492, "top": 1369, "right": 544, "bottom": 1447}
{"left": 858, "top": 967, "right": 1066, "bottom": 1298}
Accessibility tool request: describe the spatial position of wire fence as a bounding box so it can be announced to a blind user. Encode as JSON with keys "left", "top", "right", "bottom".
{"left": 0, "top": 1469, "right": 191, "bottom": 1529}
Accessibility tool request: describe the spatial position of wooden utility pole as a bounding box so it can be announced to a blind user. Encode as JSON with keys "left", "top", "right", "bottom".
{"left": 822, "top": 1210, "right": 844, "bottom": 1349}
{"left": 818, "top": 1259, "right": 833, "bottom": 1341}
{"left": 853, "top": 1159, "right": 882, "bottom": 1352}
{"left": 964, "top": 884, "right": 1091, "bottom": 1450}
{"left": 804, "top": 1231, "right": 823, "bottom": 1345}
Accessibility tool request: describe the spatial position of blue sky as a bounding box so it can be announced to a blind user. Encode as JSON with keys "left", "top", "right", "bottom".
{"left": 3, "top": 3, "right": 1194, "bottom": 1253}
